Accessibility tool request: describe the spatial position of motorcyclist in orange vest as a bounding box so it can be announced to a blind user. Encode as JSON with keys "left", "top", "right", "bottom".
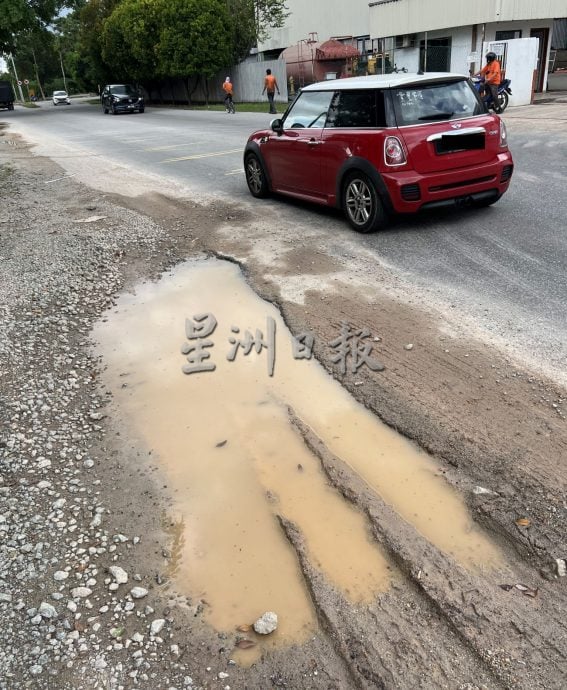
{"left": 479, "top": 52, "right": 502, "bottom": 112}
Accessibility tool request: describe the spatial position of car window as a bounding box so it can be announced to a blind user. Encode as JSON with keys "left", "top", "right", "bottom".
{"left": 53, "top": 91, "right": 66, "bottom": 96}
{"left": 326, "top": 90, "right": 386, "bottom": 128}
{"left": 283, "top": 91, "right": 334, "bottom": 129}
{"left": 391, "top": 80, "right": 483, "bottom": 126}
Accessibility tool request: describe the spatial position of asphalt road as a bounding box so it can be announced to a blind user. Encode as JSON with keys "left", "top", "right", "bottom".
{"left": 4, "top": 98, "right": 567, "bottom": 384}
{"left": 7, "top": 98, "right": 271, "bottom": 199}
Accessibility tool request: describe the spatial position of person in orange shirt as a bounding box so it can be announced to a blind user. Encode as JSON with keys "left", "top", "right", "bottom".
{"left": 262, "top": 68, "right": 280, "bottom": 114}
{"left": 479, "top": 52, "right": 502, "bottom": 112}
{"left": 223, "top": 77, "right": 235, "bottom": 114}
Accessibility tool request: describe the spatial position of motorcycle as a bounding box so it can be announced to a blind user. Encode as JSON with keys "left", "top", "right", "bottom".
{"left": 472, "top": 76, "right": 512, "bottom": 113}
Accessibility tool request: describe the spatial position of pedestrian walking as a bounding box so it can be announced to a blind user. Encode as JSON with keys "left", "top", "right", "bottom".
{"left": 223, "top": 76, "right": 235, "bottom": 114}
{"left": 262, "top": 68, "right": 280, "bottom": 114}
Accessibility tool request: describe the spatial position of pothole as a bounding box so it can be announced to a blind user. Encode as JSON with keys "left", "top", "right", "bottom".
{"left": 93, "top": 258, "right": 503, "bottom": 659}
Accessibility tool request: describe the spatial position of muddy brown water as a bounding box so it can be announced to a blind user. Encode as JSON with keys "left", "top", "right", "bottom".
{"left": 93, "top": 259, "right": 503, "bottom": 658}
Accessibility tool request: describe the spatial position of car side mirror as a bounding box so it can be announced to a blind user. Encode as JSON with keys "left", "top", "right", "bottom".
{"left": 271, "top": 118, "right": 283, "bottom": 134}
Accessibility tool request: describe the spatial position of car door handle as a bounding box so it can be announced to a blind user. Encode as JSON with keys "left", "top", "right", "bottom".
{"left": 306, "top": 139, "right": 322, "bottom": 146}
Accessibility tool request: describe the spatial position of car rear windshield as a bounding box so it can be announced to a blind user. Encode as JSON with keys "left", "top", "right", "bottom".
{"left": 391, "top": 79, "right": 483, "bottom": 126}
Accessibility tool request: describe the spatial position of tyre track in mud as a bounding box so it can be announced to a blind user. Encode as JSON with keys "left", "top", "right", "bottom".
{"left": 286, "top": 414, "right": 566, "bottom": 689}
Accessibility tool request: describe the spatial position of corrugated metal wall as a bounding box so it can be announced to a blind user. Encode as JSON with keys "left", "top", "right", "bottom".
{"left": 148, "top": 60, "right": 288, "bottom": 105}
{"left": 369, "top": 0, "right": 567, "bottom": 39}
{"left": 552, "top": 18, "right": 567, "bottom": 49}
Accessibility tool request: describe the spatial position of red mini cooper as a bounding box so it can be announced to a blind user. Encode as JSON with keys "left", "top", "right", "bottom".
{"left": 244, "top": 73, "right": 513, "bottom": 233}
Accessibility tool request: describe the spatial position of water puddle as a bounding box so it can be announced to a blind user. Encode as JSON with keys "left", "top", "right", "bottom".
{"left": 93, "top": 259, "right": 502, "bottom": 658}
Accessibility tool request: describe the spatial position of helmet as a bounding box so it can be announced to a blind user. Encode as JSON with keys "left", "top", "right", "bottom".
{"left": 485, "top": 52, "right": 496, "bottom": 62}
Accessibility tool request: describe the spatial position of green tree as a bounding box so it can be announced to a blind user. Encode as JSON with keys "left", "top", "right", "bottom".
{"left": 0, "top": 0, "right": 61, "bottom": 53}
{"left": 226, "top": 0, "right": 289, "bottom": 63}
{"left": 12, "top": 27, "right": 60, "bottom": 98}
{"left": 101, "top": 0, "right": 160, "bottom": 82}
{"left": 253, "top": 0, "right": 289, "bottom": 44}
{"left": 157, "top": 0, "right": 231, "bottom": 78}
{"left": 156, "top": 0, "right": 232, "bottom": 102}
{"left": 76, "top": 0, "right": 121, "bottom": 89}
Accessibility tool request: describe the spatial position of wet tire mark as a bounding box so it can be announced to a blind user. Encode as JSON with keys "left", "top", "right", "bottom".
{"left": 290, "top": 411, "right": 567, "bottom": 690}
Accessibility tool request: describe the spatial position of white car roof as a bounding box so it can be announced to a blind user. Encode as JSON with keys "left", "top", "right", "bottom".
{"left": 302, "top": 72, "right": 468, "bottom": 91}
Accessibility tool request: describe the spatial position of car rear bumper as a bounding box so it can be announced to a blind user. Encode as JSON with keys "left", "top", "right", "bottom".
{"left": 382, "top": 152, "right": 514, "bottom": 213}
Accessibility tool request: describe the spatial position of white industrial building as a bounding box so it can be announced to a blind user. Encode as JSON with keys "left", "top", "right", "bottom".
{"left": 256, "top": 0, "right": 373, "bottom": 59}
{"left": 368, "top": 0, "right": 567, "bottom": 91}
{"left": 257, "top": 0, "right": 565, "bottom": 95}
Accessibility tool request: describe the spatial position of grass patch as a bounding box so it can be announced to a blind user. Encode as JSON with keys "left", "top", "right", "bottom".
{"left": 19, "top": 102, "right": 40, "bottom": 109}
{"left": 188, "top": 102, "right": 282, "bottom": 113}
{"left": 86, "top": 98, "right": 102, "bottom": 105}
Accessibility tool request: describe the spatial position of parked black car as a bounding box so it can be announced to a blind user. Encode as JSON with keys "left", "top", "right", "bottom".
{"left": 0, "top": 81, "right": 15, "bottom": 110}
{"left": 101, "top": 84, "right": 144, "bottom": 114}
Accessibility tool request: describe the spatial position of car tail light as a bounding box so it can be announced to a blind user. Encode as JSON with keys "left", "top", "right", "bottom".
{"left": 499, "top": 119, "right": 508, "bottom": 148}
{"left": 384, "top": 136, "right": 407, "bottom": 166}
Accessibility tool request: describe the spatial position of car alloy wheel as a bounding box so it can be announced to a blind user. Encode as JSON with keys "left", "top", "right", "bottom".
{"left": 343, "top": 172, "right": 386, "bottom": 233}
{"left": 245, "top": 153, "right": 269, "bottom": 198}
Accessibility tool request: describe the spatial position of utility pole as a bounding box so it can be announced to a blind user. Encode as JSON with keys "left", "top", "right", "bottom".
{"left": 59, "top": 50, "right": 68, "bottom": 93}
{"left": 31, "top": 46, "right": 46, "bottom": 100}
{"left": 8, "top": 53, "right": 25, "bottom": 101}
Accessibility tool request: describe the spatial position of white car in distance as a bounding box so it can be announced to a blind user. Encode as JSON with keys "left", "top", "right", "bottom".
{"left": 52, "top": 91, "right": 71, "bottom": 106}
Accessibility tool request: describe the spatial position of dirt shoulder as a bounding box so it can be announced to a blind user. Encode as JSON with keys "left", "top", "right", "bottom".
{"left": 1, "top": 128, "right": 566, "bottom": 690}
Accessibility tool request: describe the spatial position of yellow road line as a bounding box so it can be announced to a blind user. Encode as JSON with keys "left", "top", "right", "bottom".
{"left": 161, "top": 148, "right": 242, "bottom": 163}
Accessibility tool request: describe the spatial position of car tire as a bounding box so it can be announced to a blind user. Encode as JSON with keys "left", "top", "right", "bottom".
{"left": 342, "top": 171, "right": 387, "bottom": 233}
{"left": 138, "top": 107, "right": 145, "bottom": 113}
{"left": 496, "top": 91, "right": 508, "bottom": 112}
{"left": 245, "top": 153, "right": 269, "bottom": 198}
{"left": 111, "top": 105, "right": 117, "bottom": 115}
{"left": 103, "top": 104, "right": 108, "bottom": 114}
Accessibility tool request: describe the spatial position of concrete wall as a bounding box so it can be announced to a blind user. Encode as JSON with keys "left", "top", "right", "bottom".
{"left": 369, "top": 0, "right": 566, "bottom": 38}
{"left": 388, "top": 26, "right": 474, "bottom": 74}
{"left": 484, "top": 38, "right": 539, "bottom": 105}
{"left": 259, "top": 0, "right": 371, "bottom": 52}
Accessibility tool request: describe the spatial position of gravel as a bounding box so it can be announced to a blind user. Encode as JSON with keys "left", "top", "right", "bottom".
{"left": 0, "top": 160, "right": 204, "bottom": 688}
